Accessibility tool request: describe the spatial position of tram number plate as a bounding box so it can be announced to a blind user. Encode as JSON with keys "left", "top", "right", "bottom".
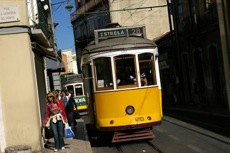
{"left": 128, "top": 27, "right": 144, "bottom": 35}
{"left": 135, "top": 117, "right": 144, "bottom": 122}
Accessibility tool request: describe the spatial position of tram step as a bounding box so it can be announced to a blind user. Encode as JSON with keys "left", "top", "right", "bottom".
{"left": 112, "top": 128, "right": 155, "bottom": 143}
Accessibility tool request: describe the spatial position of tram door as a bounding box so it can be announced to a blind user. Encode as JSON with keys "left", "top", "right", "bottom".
{"left": 82, "top": 64, "right": 95, "bottom": 123}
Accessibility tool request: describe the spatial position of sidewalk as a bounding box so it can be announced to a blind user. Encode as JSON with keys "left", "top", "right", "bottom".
{"left": 41, "top": 118, "right": 92, "bottom": 153}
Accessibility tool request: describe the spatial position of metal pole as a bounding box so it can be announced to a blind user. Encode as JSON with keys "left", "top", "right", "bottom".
{"left": 217, "top": 0, "right": 230, "bottom": 112}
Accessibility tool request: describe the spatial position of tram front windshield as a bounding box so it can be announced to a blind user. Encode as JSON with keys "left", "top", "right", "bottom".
{"left": 75, "top": 84, "right": 83, "bottom": 96}
{"left": 93, "top": 53, "right": 156, "bottom": 91}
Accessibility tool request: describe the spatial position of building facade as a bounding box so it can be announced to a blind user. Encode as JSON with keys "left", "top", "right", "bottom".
{"left": 61, "top": 49, "right": 78, "bottom": 74}
{"left": 0, "top": 0, "right": 59, "bottom": 152}
{"left": 158, "top": 0, "right": 230, "bottom": 111}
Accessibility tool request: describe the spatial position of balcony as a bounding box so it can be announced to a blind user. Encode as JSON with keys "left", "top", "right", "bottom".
{"left": 31, "top": 1, "right": 55, "bottom": 49}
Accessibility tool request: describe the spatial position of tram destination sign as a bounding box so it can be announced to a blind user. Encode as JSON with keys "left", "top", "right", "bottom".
{"left": 94, "top": 25, "right": 146, "bottom": 44}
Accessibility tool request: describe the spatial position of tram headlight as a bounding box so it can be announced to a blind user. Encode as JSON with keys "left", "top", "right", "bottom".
{"left": 126, "top": 105, "right": 135, "bottom": 115}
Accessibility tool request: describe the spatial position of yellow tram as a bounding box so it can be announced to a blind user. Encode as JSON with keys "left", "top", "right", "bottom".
{"left": 81, "top": 25, "right": 162, "bottom": 142}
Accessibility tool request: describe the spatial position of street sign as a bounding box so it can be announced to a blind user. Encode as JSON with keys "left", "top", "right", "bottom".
{"left": 0, "top": 5, "right": 20, "bottom": 23}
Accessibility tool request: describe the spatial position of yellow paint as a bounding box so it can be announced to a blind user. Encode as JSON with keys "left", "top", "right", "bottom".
{"left": 78, "top": 105, "right": 88, "bottom": 110}
{"left": 93, "top": 87, "right": 162, "bottom": 128}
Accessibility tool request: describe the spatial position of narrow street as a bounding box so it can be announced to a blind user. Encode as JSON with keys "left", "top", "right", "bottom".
{"left": 88, "top": 116, "right": 230, "bottom": 153}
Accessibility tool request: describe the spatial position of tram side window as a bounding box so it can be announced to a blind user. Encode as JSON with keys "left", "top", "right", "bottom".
{"left": 94, "top": 57, "right": 113, "bottom": 90}
{"left": 66, "top": 85, "right": 74, "bottom": 93}
{"left": 115, "top": 54, "right": 137, "bottom": 87}
{"left": 138, "top": 53, "right": 156, "bottom": 86}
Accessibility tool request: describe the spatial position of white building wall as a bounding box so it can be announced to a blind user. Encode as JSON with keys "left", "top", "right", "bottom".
{"left": 0, "top": 33, "right": 42, "bottom": 152}
{"left": 0, "top": 0, "right": 55, "bottom": 152}
{"left": 109, "top": 0, "right": 169, "bottom": 40}
{"left": 62, "top": 49, "right": 78, "bottom": 74}
{"left": 72, "top": 54, "right": 78, "bottom": 74}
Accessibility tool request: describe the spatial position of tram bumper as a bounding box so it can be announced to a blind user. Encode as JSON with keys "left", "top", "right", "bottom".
{"left": 112, "top": 128, "right": 155, "bottom": 143}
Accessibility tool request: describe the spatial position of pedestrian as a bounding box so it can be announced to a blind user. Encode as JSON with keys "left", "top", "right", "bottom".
{"left": 53, "top": 91, "right": 67, "bottom": 122}
{"left": 55, "top": 89, "right": 61, "bottom": 100}
{"left": 60, "top": 90, "right": 68, "bottom": 109}
{"left": 65, "top": 89, "right": 77, "bottom": 131}
{"left": 43, "top": 92, "right": 67, "bottom": 152}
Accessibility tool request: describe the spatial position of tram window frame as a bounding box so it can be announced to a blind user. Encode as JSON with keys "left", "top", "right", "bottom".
{"left": 66, "top": 85, "right": 74, "bottom": 93}
{"left": 138, "top": 53, "right": 157, "bottom": 86}
{"left": 74, "top": 84, "right": 83, "bottom": 96}
{"left": 114, "top": 54, "right": 138, "bottom": 89}
{"left": 93, "top": 57, "right": 113, "bottom": 91}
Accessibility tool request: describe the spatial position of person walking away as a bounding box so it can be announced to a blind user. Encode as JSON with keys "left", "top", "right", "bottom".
{"left": 65, "top": 90, "right": 77, "bottom": 131}
{"left": 43, "top": 92, "right": 67, "bottom": 152}
{"left": 60, "top": 90, "right": 68, "bottom": 109}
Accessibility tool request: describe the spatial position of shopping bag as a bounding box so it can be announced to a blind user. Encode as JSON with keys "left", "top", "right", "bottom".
{"left": 44, "top": 127, "right": 53, "bottom": 139}
{"left": 65, "top": 123, "right": 75, "bottom": 139}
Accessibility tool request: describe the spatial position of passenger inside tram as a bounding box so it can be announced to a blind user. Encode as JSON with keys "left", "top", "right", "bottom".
{"left": 117, "top": 69, "right": 136, "bottom": 85}
{"left": 141, "top": 73, "right": 148, "bottom": 86}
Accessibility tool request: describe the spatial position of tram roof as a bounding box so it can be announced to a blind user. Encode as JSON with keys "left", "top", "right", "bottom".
{"left": 83, "top": 37, "right": 157, "bottom": 54}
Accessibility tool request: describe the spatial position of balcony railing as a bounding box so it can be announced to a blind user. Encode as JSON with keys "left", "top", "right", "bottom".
{"left": 35, "top": 1, "right": 54, "bottom": 48}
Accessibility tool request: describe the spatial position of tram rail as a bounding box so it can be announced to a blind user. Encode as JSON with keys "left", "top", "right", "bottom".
{"left": 112, "top": 140, "right": 164, "bottom": 153}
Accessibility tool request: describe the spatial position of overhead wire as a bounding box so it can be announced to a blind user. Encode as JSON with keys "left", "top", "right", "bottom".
{"left": 74, "top": 4, "right": 167, "bottom": 15}
{"left": 119, "top": 0, "right": 146, "bottom": 25}
{"left": 133, "top": 7, "right": 164, "bottom": 26}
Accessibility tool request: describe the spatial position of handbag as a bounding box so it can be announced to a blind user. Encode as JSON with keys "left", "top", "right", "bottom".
{"left": 74, "top": 109, "right": 81, "bottom": 119}
{"left": 65, "top": 123, "right": 75, "bottom": 139}
{"left": 44, "top": 127, "right": 53, "bottom": 139}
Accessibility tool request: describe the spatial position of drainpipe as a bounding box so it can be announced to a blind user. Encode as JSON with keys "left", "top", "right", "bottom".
{"left": 217, "top": 0, "right": 230, "bottom": 112}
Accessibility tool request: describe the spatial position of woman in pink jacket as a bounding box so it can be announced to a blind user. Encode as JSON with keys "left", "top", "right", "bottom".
{"left": 43, "top": 92, "right": 67, "bottom": 152}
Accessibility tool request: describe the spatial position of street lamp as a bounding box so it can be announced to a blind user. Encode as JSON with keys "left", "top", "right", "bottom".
{"left": 65, "top": 0, "right": 73, "bottom": 12}
{"left": 51, "top": 0, "right": 73, "bottom": 12}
